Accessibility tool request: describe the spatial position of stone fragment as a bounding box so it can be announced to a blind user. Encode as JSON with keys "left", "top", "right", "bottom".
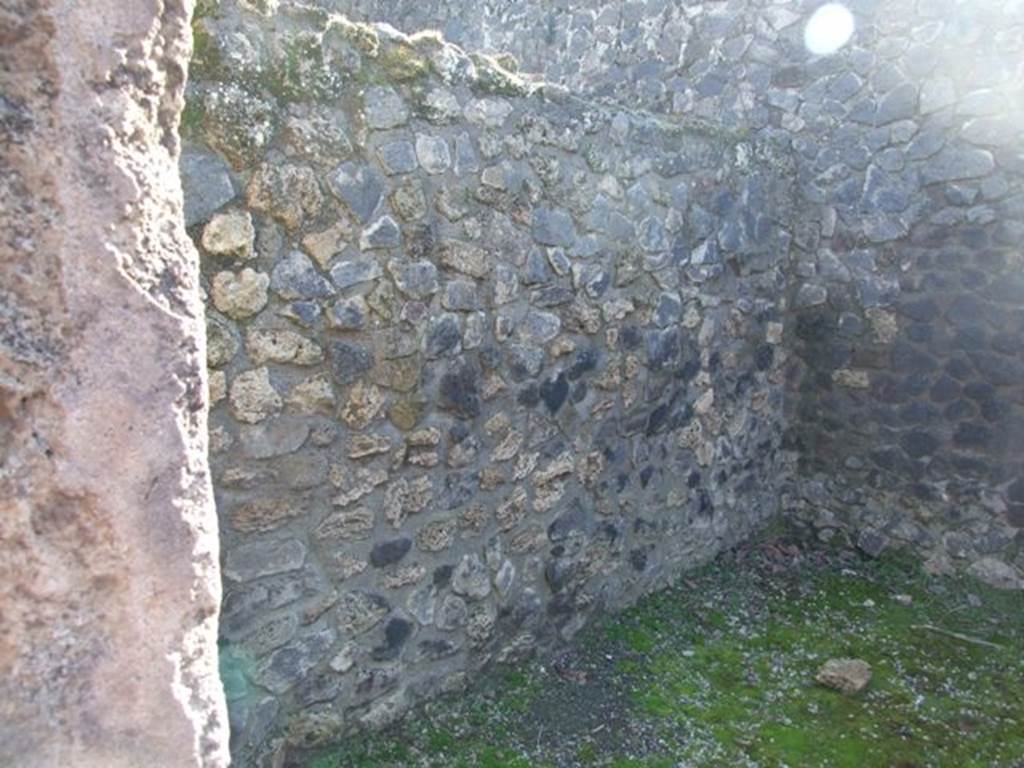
{"left": 856, "top": 529, "right": 889, "bottom": 558}
{"left": 494, "top": 560, "right": 515, "bottom": 597}
{"left": 967, "top": 558, "right": 1024, "bottom": 590}
{"left": 921, "top": 147, "right": 996, "bottom": 184}
{"left": 282, "top": 105, "right": 354, "bottom": 163}
{"left": 496, "top": 488, "right": 529, "bottom": 531}
{"left": 415, "top": 134, "right": 452, "bottom": 174}
{"left": 602, "top": 298, "right": 634, "bottom": 322}
{"left": 281, "top": 300, "right": 322, "bottom": 328}
{"left": 506, "top": 344, "right": 543, "bottom": 379}
{"left": 639, "top": 216, "right": 668, "bottom": 252}
{"left": 439, "top": 362, "right": 480, "bottom": 418}
{"left": 245, "top": 163, "right": 322, "bottom": 231}
{"left": 532, "top": 207, "right": 576, "bottom": 246}
{"left": 424, "top": 88, "right": 461, "bottom": 122}
{"left": 493, "top": 265, "right": 519, "bottom": 305}
{"left": 373, "top": 357, "right": 422, "bottom": 393}
{"left": 874, "top": 83, "right": 918, "bottom": 126}
{"left": 230, "top": 367, "right": 282, "bottom": 424}
{"left": 795, "top": 283, "right": 828, "bottom": 308}
{"left": 336, "top": 591, "right": 390, "bottom": 635}
{"left": 540, "top": 373, "right": 568, "bottom": 414}
{"left": 464, "top": 98, "right": 513, "bottom": 128}
{"left": 246, "top": 328, "right": 322, "bottom": 365}
{"left": 230, "top": 499, "right": 301, "bottom": 533}
{"left": 329, "top": 643, "right": 358, "bottom": 673}
{"left": 436, "top": 594, "right": 468, "bottom": 630}
{"left": 383, "top": 476, "right": 433, "bottom": 528}
{"left": 377, "top": 140, "right": 417, "bottom": 174}
{"left": 328, "top": 162, "right": 387, "bottom": 223}
{"left": 438, "top": 240, "right": 489, "bottom": 278}
{"left": 237, "top": 614, "right": 299, "bottom": 657}
{"left": 224, "top": 539, "right": 307, "bottom": 582}
{"left": 370, "top": 538, "right": 412, "bottom": 568}
{"left": 406, "top": 583, "right": 437, "bottom": 626}
{"left": 201, "top": 210, "right": 255, "bottom": 260}
{"left": 388, "top": 398, "right": 424, "bottom": 431}
{"left": 271, "top": 251, "right": 334, "bottom": 300}
{"left": 207, "top": 315, "right": 240, "bottom": 367}
{"left": 287, "top": 375, "right": 336, "bottom": 414}
{"left": 360, "top": 216, "right": 402, "bottom": 250}
{"left": 211, "top": 268, "right": 269, "bottom": 319}
{"left": 316, "top": 506, "right": 374, "bottom": 542}
{"left": 492, "top": 429, "right": 523, "bottom": 462}
{"left": 364, "top": 86, "right": 408, "bottom": 129}
{"left": 259, "top": 628, "right": 335, "bottom": 694}
{"left": 383, "top": 565, "right": 427, "bottom": 589}
{"left": 426, "top": 314, "right": 462, "bottom": 358}
{"left": 816, "top": 659, "right": 872, "bottom": 695}
{"left": 208, "top": 370, "right": 226, "bottom": 405}
{"left": 328, "top": 296, "right": 368, "bottom": 331}
{"left": 442, "top": 280, "right": 480, "bottom": 311}
{"left": 388, "top": 259, "right": 439, "bottom": 299}
{"left": 653, "top": 292, "right": 682, "bottom": 327}
{"left": 327, "top": 341, "right": 375, "bottom": 385}
{"left": 340, "top": 381, "right": 385, "bottom": 430}
{"left": 517, "top": 310, "right": 561, "bottom": 344}
{"left": 832, "top": 369, "right": 870, "bottom": 388}
{"left": 277, "top": 451, "right": 328, "bottom": 490}
{"left": 416, "top": 521, "right": 456, "bottom": 552}
{"left": 451, "top": 554, "right": 491, "bottom": 600}
{"left": 330, "top": 259, "right": 382, "bottom": 290}
{"left": 866, "top": 308, "right": 899, "bottom": 344}
{"left": 348, "top": 434, "right": 391, "bottom": 459}
{"left": 181, "top": 147, "right": 236, "bottom": 226}
{"left": 390, "top": 177, "right": 428, "bottom": 221}
{"left": 239, "top": 418, "right": 310, "bottom": 459}
{"left": 572, "top": 263, "right": 609, "bottom": 299}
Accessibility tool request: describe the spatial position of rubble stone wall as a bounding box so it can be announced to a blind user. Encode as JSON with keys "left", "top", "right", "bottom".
{"left": 184, "top": 4, "right": 794, "bottom": 760}
{"left": 330, "top": 0, "right": 1024, "bottom": 580}
{"left": 184, "top": 0, "right": 1024, "bottom": 763}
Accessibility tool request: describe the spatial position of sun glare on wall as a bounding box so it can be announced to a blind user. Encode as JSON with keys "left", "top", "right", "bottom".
{"left": 804, "top": 3, "right": 855, "bottom": 55}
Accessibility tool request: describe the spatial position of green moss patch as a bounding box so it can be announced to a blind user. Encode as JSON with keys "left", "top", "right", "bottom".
{"left": 303, "top": 540, "right": 1024, "bottom": 767}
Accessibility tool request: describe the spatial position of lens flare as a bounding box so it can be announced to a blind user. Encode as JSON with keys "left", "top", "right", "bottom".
{"left": 804, "top": 3, "right": 855, "bottom": 56}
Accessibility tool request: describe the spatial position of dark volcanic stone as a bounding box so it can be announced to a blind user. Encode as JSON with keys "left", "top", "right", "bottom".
{"left": 645, "top": 328, "right": 680, "bottom": 369}
{"left": 540, "top": 372, "right": 569, "bottom": 414}
{"left": 568, "top": 347, "right": 599, "bottom": 380}
{"left": 328, "top": 341, "right": 374, "bottom": 385}
{"left": 439, "top": 362, "right": 481, "bottom": 419}
{"left": 433, "top": 565, "right": 453, "bottom": 587}
{"left": 371, "top": 618, "right": 413, "bottom": 661}
{"left": 426, "top": 314, "right": 462, "bottom": 358}
{"left": 517, "top": 383, "right": 540, "bottom": 408}
{"left": 370, "top": 538, "right": 412, "bottom": 568}
{"left": 953, "top": 423, "right": 992, "bottom": 448}
{"left": 271, "top": 251, "right": 334, "bottom": 300}
{"left": 901, "top": 430, "right": 940, "bottom": 459}
{"left": 857, "top": 529, "right": 889, "bottom": 558}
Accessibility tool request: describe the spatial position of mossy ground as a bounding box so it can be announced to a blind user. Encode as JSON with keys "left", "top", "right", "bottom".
{"left": 304, "top": 537, "right": 1024, "bottom": 768}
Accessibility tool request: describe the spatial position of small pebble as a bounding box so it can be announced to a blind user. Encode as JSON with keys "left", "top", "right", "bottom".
{"left": 893, "top": 594, "right": 913, "bottom": 605}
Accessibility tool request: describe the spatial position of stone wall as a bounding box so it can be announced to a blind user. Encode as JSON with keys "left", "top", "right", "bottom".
{"left": 184, "top": 0, "right": 1024, "bottom": 763}
{"left": 183, "top": 4, "right": 794, "bottom": 761}
{"left": 324, "top": 0, "right": 1024, "bottom": 576}
{"left": 779, "top": 0, "right": 1024, "bottom": 575}
{"left": 1, "top": 1, "right": 227, "bottom": 766}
